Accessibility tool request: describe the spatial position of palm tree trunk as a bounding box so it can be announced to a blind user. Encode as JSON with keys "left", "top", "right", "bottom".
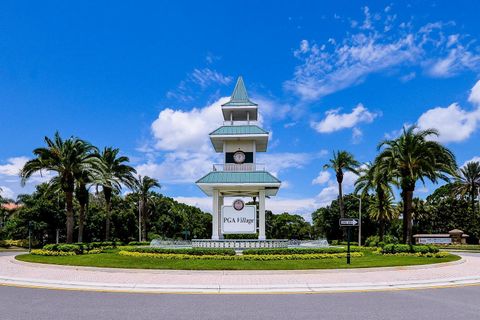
{"left": 379, "top": 219, "right": 385, "bottom": 241}
{"left": 77, "top": 204, "right": 85, "bottom": 243}
{"left": 141, "top": 199, "right": 147, "bottom": 241}
{"left": 104, "top": 187, "right": 112, "bottom": 241}
{"left": 338, "top": 182, "right": 344, "bottom": 218}
{"left": 65, "top": 191, "right": 74, "bottom": 243}
{"left": 404, "top": 189, "right": 414, "bottom": 245}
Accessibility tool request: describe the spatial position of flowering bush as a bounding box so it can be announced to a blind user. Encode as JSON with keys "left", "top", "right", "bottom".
{"left": 117, "top": 250, "right": 364, "bottom": 260}
{"left": 30, "top": 249, "right": 76, "bottom": 256}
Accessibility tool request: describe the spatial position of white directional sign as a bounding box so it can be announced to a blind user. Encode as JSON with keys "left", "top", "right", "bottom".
{"left": 339, "top": 218, "right": 359, "bottom": 227}
{"left": 222, "top": 205, "right": 256, "bottom": 234}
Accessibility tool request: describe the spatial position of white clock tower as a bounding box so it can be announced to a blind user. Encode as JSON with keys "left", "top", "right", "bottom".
{"left": 196, "top": 77, "right": 281, "bottom": 242}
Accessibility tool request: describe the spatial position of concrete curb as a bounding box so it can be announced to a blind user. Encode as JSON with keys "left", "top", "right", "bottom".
{"left": 1, "top": 275, "right": 480, "bottom": 294}
{"left": 11, "top": 253, "right": 465, "bottom": 275}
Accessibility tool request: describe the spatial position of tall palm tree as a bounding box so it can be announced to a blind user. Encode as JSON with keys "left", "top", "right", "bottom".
{"left": 324, "top": 151, "right": 359, "bottom": 220}
{"left": 354, "top": 161, "right": 397, "bottom": 240}
{"left": 134, "top": 175, "right": 161, "bottom": 241}
{"left": 20, "top": 132, "right": 101, "bottom": 243}
{"left": 377, "top": 126, "right": 457, "bottom": 245}
{"left": 451, "top": 161, "right": 480, "bottom": 215}
{"left": 75, "top": 168, "right": 103, "bottom": 243}
{"left": 97, "top": 147, "right": 136, "bottom": 240}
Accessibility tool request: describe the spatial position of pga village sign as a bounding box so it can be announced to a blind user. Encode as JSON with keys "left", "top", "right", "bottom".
{"left": 222, "top": 199, "right": 256, "bottom": 234}
{"left": 195, "top": 76, "right": 281, "bottom": 247}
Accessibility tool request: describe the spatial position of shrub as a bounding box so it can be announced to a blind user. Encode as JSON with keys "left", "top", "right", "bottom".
{"left": 123, "top": 247, "right": 236, "bottom": 256}
{"left": 243, "top": 247, "right": 360, "bottom": 255}
{"left": 381, "top": 244, "right": 439, "bottom": 254}
{"left": 118, "top": 250, "right": 364, "bottom": 261}
{"left": 365, "top": 235, "right": 380, "bottom": 247}
{"left": 339, "top": 241, "right": 358, "bottom": 246}
{"left": 31, "top": 249, "right": 76, "bottom": 256}
{"left": 0, "top": 239, "right": 35, "bottom": 248}
{"left": 128, "top": 241, "right": 150, "bottom": 246}
{"left": 330, "top": 240, "right": 339, "bottom": 245}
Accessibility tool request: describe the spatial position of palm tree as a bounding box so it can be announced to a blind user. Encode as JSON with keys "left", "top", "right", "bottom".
{"left": 451, "top": 161, "right": 480, "bottom": 215}
{"left": 354, "top": 161, "right": 397, "bottom": 240}
{"left": 377, "top": 126, "right": 457, "bottom": 245}
{"left": 324, "top": 151, "right": 360, "bottom": 220}
{"left": 20, "top": 132, "right": 101, "bottom": 243}
{"left": 97, "top": 147, "right": 136, "bottom": 240}
{"left": 134, "top": 175, "right": 161, "bottom": 241}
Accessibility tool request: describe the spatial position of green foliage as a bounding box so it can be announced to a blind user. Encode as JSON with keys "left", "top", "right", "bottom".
{"left": 381, "top": 244, "right": 439, "bottom": 254}
{"left": 266, "top": 211, "right": 312, "bottom": 239}
{"left": 0, "top": 239, "right": 34, "bottom": 248}
{"left": 243, "top": 247, "right": 360, "bottom": 255}
{"left": 123, "top": 247, "right": 236, "bottom": 256}
{"left": 365, "top": 235, "right": 399, "bottom": 247}
{"left": 128, "top": 241, "right": 150, "bottom": 246}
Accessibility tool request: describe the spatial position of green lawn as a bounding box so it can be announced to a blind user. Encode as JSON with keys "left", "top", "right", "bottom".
{"left": 15, "top": 251, "right": 460, "bottom": 270}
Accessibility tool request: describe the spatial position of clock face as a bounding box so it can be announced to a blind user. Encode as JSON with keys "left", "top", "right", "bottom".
{"left": 233, "top": 151, "right": 246, "bottom": 164}
{"left": 233, "top": 199, "right": 245, "bottom": 211}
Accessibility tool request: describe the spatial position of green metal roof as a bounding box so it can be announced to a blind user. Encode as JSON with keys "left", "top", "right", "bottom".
{"left": 222, "top": 76, "right": 258, "bottom": 107}
{"left": 196, "top": 171, "right": 280, "bottom": 184}
{"left": 210, "top": 125, "right": 268, "bottom": 136}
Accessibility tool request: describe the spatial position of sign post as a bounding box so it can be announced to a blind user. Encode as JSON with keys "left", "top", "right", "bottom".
{"left": 339, "top": 218, "right": 359, "bottom": 265}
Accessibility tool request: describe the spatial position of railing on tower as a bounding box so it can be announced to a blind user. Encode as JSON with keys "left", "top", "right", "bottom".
{"left": 213, "top": 163, "right": 266, "bottom": 172}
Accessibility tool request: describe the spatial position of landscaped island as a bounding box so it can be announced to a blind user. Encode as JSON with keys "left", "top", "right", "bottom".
{"left": 16, "top": 243, "right": 460, "bottom": 270}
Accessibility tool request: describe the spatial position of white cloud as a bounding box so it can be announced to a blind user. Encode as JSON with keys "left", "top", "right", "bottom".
{"left": 312, "top": 171, "right": 330, "bottom": 185}
{"left": 469, "top": 80, "right": 480, "bottom": 105}
{"left": 417, "top": 103, "right": 480, "bottom": 143}
{"left": 311, "top": 104, "right": 378, "bottom": 133}
{"left": 0, "top": 186, "right": 14, "bottom": 199}
{"left": 461, "top": 156, "right": 480, "bottom": 168}
{"left": 257, "top": 152, "right": 311, "bottom": 177}
{"left": 0, "top": 157, "right": 29, "bottom": 176}
{"left": 151, "top": 97, "right": 227, "bottom": 152}
{"left": 190, "top": 68, "right": 233, "bottom": 89}
{"left": 166, "top": 68, "right": 232, "bottom": 102}
{"left": 426, "top": 46, "right": 480, "bottom": 78}
{"left": 285, "top": 8, "right": 480, "bottom": 101}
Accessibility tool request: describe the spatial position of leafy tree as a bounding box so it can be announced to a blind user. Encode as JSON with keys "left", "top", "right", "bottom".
{"left": 323, "top": 151, "right": 359, "bottom": 221}
{"left": 377, "top": 127, "right": 457, "bottom": 244}
{"left": 134, "top": 175, "right": 161, "bottom": 241}
{"left": 267, "top": 212, "right": 312, "bottom": 239}
{"left": 20, "top": 132, "right": 101, "bottom": 243}
{"left": 97, "top": 147, "right": 136, "bottom": 240}
{"left": 451, "top": 161, "right": 480, "bottom": 217}
{"left": 355, "top": 161, "right": 397, "bottom": 240}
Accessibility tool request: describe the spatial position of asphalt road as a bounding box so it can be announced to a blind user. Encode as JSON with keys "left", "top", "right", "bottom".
{"left": 1, "top": 285, "right": 479, "bottom": 320}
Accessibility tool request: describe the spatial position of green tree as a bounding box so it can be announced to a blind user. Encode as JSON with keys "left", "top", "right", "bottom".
{"left": 377, "top": 127, "right": 457, "bottom": 244}
{"left": 134, "top": 175, "right": 161, "bottom": 241}
{"left": 97, "top": 147, "right": 136, "bottom": 240}
{"left": 323, "top": 151, "right": 359, "bottom": 221}
{"left": 451, "top": 161, "right": 480, "bottom": 216}
{"left": 355, "top": 161, "right": 397, "bottom": 240}
{"left": 20, "top": 132, "right": 101, "bottom": 243}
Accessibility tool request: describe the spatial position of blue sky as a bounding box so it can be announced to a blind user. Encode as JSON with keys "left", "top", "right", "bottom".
{"left": 1, "top": 1, "right": 480, "bottom": 220}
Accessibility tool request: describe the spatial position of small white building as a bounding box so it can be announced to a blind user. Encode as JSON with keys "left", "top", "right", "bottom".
{"left": 196, "top": 77, "right": 281, "bottom": 241}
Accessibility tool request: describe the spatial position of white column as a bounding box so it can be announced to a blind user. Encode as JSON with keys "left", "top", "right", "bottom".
{"left": 212, "top": 190, "right": 219, "bottom": 240}
{"left": 258, "top": 190, "right": 266, "bottom": 240}
{"left": 218, "top": 194, "right": 224, "bottom": 239}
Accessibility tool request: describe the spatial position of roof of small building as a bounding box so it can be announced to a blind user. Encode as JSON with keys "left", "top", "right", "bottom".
{"left": 196, "top": 171, "right": 280, "bottom": 184}
{"left": 1, "top": 203, "right": 22, "bottom": 211}
{"left": 221, "top": 76, "right": 258, "bottom": 107}
{"left": 210, "top": 125, "right": 268, "bottom": 136}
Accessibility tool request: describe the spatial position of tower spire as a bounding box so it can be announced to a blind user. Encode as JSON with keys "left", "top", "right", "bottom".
{"left": 222, "top": 76, "right": 258, "bottom": 107}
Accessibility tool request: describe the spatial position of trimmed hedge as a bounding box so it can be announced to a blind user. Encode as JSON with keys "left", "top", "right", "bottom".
{"left": 0, "top": 239, "right": 37, "bottom": 248}
{"left": 118, "top": 250, "right": 364, "bottom": 261}
{"left": 42, "top": 241, "right": 119, "bottom": 254}
{"left": 123, "top": 247, "right": 236, "bottom": 256}
{"left": 381, "top": 244, "right": 439, "bottom": 254}
{"left": 128, "top": 241, "right": 150, "bottom": 246}
{"left": 243, "top": 247, "right": 361, "bottom": 255}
